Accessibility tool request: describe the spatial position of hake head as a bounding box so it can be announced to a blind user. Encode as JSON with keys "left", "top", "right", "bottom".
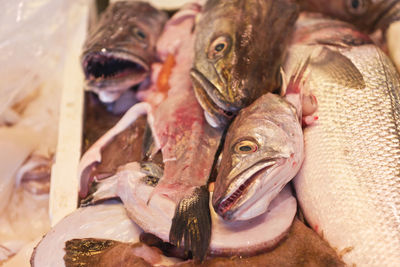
{"left": 212, "top": 93, "right": 303, "bottom": 221}
{"left": 191, "top": 0, "right": 299, "bottom": 128}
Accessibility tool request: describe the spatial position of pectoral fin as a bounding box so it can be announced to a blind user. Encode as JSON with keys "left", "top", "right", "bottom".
{"left": 311, "top": 47, "right": 366, "bottom": 90}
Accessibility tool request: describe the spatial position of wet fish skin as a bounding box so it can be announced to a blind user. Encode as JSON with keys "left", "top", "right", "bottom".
{"left": 298, "top": 0, "right": 400, "bottom": 32}
{"left": 212, "top": 93, "right": 303, "bottom": 221}
{"left": 191, "top": 0, "right": 299, "bottom": 127}
{"left": 81, "top": 1, "right": 168, "bottom": 102}
{"left": 287, "top": 14, "right": 400, "bottom": 266}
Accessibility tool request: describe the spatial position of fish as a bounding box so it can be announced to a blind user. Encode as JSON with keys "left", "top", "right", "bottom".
{"left": 60, "top": 219, "right": 344, "bottom": 267}
{"left": 191, "top": 0, "right": 299, "bottom": 128}
{"left": 298, "top": 0, "right": 400, "bottom": 32}
{"left": 81, "top": 1, "right": 168, "bottom": 103}
{"left": 30, "top": 201, "right": 146, "bottom": 267}
{"left": 212, "top": 93, "right": 304, "bottom": 221}
{"left": 285, "top": 13, "right": 400, "bottom": 266}
{"left": 79, "top": 6, "right": 220, "bottom": 260}
{"left": 77, "top": 5, "right": 299, "bottom": 260}
{"left": 298, "top": 0, "right": 400, "bottom": 71}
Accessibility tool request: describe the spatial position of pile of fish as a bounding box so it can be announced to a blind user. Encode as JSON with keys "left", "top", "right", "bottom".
{"left": 31, "top": 0, "right": 400, "bottom": 266}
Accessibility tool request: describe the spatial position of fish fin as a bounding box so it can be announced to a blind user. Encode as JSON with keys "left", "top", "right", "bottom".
{"left": 169, "top": 185, "right": 211, "bottom": 261}
{"left": 285, "top": 57, "right": 311, "bottom": 96}
{"left": 142, "top": 122, "right": 157, "bottom": 161}
{"left": 310, "top": 47, "right": 366, "bottom": 90}
{"left": 80, "top": 175, "right": 119, "bottom": 207}
{"left": 64, "top": 238, "right": 117, "bottom": 267}
{"left": 285, "top": 57, "right": 311, "bottom": 119}
{"left": 140, "top": 162, "right": 163, "bottom": 187}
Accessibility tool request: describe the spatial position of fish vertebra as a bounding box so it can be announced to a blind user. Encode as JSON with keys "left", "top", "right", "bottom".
{"left": 191, "top": 0, "right": 299, "bottom": 127}
{"left": 213, "top": 93, "right": 303, "bottom": 221}
{"left": 81, "top": 1, "right": 167, "bottom": 103}
{"left": 287, "top": 14, "right": 400, "bottom": 266}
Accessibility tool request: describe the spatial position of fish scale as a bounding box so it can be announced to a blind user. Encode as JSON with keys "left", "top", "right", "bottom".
{"left": 291, "top": 42, "right": 400, "bottom": 266}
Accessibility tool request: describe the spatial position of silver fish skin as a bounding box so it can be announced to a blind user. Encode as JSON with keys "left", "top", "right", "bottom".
{"left": 212, "top": 93, "right": 303, "bottom": 221}
{"left": 81, "top": 1, "right": 168, "bottom": 103}
{"left": 286, "top": 14, "right": 400, "bottom": 266}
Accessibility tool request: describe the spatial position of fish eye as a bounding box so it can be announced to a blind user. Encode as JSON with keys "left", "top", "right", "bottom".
{"left": 132, "top": 27, "right": 147, "bottom": 41}
{"left": 345, "top": 0, "right": 369, "bottom": 15}
{"left": 233, "top": 140, "right": 258, "bottom": 154}
{"left": 208, "top": 35, "right": 231, "bottom": 60}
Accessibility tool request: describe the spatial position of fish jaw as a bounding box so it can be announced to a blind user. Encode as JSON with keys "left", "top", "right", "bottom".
{"left": 190, "top": 68, "right": 234, "bottom": 128}
{"left": 212, "top": 156, "right": 299, "bottom": 221}
{"left": 82, "top": 49, "right": 149, "bottom": 103}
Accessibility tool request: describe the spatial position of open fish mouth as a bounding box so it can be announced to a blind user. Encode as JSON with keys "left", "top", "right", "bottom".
{"left": 82, "top": 49, "right": 149, "bottom": 91}
{"left": 214, "top": 158, "right": 285, "bottom": 221}
{"left": 190, "top": 68, "right": 235, "bottom": 128}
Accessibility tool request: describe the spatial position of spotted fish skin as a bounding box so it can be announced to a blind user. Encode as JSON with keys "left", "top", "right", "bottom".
{"left": 286, "top": 15, "right": 400, "bottom": 267}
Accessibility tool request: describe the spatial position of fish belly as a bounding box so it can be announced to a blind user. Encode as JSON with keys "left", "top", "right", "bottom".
{"left": 295, "top": 45, "right": 400, "bottom": 266}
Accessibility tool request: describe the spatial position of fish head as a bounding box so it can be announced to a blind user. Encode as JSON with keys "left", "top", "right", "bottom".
{"left": 292, "top": 13, "right": 373, "bottom": 47}
{"left": 191, "top": 0, "right": 299, "bottom": 128}
{"left": 212, "top": 93, "right": 303, "bottom": 221}
{"left": 81, "top": 2, "right": 168, "bottom": 102}
{"left": 299, "top": 0, "right": 400, "bottom": 32}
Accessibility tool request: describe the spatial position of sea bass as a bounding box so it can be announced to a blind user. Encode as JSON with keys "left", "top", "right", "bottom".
{"left": 286, "top": 14, "right": 400, "bottom": 266}
{"left": 191, "top": 0, "right": 299, "bottom": 127}
{"left": 81, "top": 1, "right": 167, "bottom": 103}
{"left": 212, "top": 93, "right": 303, "bottom": 221}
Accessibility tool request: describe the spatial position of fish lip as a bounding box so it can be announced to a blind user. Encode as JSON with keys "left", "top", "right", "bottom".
{"left": 82, "top": 49, "right": 150, "bottom": 92}
{"left": 190, "top": 69, "right": 234, "bottom": 127}
{"left": 213, "top": 158, "right": 285, "bottom": 221}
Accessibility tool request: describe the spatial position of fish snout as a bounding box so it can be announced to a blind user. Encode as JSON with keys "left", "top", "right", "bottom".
{"left": 190, "top": 68, "right": 236, "bottom": 127}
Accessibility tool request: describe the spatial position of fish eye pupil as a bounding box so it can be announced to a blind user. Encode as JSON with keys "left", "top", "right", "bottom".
{"left": 137, "top": 30, "right": 146, "bottom": 39}
{"left": 239, "top": 145, "right": 252, "bottom": 152}
{"left": 133, "top": 28, "right": 146, "bottom": 40}
{"left": 351, "top": 0, "right": 359, "bottom": 9}
{"left": 215, "top": 43, "right": 225, "bottom": 52}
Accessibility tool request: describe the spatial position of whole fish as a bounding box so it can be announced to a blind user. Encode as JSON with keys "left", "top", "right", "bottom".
{"left": 297, "top": 0, "right": 400, "bottom": 71}
{"left": 286, "top": 14, "right": 400, "bottom": 266}
{"left": 81, "top": 1, "right": 168, "bottom": 103}
{"left": 212, "top": 93, "right": 303, "bottom": 221}
{"left": 191, "top": 0, "right": 299, "bottom": 127}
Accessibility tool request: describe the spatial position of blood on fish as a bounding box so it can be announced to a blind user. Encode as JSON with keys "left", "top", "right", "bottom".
{"left": 156, "top": 53, "right": 176, "bottom": 93}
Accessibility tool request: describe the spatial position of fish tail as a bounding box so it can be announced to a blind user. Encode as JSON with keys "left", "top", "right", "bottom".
{"left": 169, "top": 185, "right": 211, "bottom": 261}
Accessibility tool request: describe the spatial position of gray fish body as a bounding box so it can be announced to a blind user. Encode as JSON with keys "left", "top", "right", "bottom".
{"left": 191, "top": 0, "right": 299, "bottom": 127}
{"left": 82, "top": 1, "right": 167, "bottom": 102}
{"left": 287, "top": 15, "right": 400, "bottom": 266}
